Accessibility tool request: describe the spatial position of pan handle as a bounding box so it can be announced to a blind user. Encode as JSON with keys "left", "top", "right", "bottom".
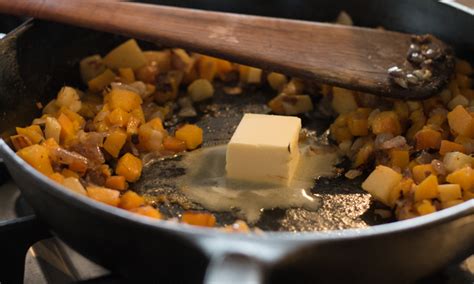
{"left": 203, "top": 252, "right": 267, "bottom": 284}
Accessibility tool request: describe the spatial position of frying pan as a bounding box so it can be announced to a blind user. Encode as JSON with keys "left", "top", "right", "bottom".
{"left": 1, "top": 0, "right": 474, "bottom": 283}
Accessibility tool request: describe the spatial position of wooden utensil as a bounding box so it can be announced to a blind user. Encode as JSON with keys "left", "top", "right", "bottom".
{"left": 0, "top": 0, "right": 454, "bottom": 99}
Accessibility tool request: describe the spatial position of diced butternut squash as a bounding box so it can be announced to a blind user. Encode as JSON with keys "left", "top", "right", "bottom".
{"left": 107, "top": 107, "right": 130, "bottom": 128}
{"left": 105, "top": 89, "right": 142, "bottom": 112}
{"left": 130, "top": 206, "right": 162, "bottom": 219}
{"left": 17, "top": 144, "right": 53, "bottom": 175}
{"left": 388, "top": 178, "right": 414, "bottom": 207}
{"left": 181, "top": 211, "right": 216, "bottom": 227}
{"left": 171, "top": 49, "right": 194, "bottom": 73}
{"left": 10, "top": 134, "right": 33, "bottom": 151}
{"left": 135, "top": 62, "right": 159, "bottom": 84}
{"left": 414, "top": 175, "right": 439, "bottom": 202}
{"left": 439, "top": 140, "right": 465, "bottom": 155}
{"left": 215, "top": 58, "right": 233, "bottom": 80}
{"left": 58, "top": 107, "right": 85, "bottom": 130}
{"left": 103, "top": 130, "right": 127, "bottom": 158}
{"left": 415, "top": 127, "right": 442, "bottom": 150}
{"left": 331, "top": 125, "right": 353, "bottom": 143}
{"left": 438, "top": 184, "right": 462, "bottom": 202}
{"left": 347, "top": 112, "right": 369, "bottom": 136}
{"left": 105, "top": 175, "right": 128, "bottom": 191}
{"left": 118, "top": 67, "right": 135, "bottom": 84}
{"left": 163, "top": 136, "right": 187, "bottom": 152}
{"left": 116, "top": 153, "right": 143, "bottom": 182}
{"left": 247, "top": 67, "right": 262, "bottom": 84}
{"left": 390, "top": 149, "right": 409, "bottom": 169}
{"left": 198, "top": 56, "right": 218, "bottom": 81}
{"left": 57, "top": 113, "right": 76, "bottom": 144}
{"left": 175, "top": 124, "right": 203, "bottom": 150}
{"left": 416, "top": 200, "right": 436, "bottom": 215}
{"left": 371, "top": 111, "right": 402, "bottom": 136}
{"left": 143, "top": 50, "right": 171, "bottom": 72}
{"left": 69, "top": 160, "right": 88, "bottom": 175}
{"left": 103, "top": 39, "right": 147, "bottom": 70}
{"left": 362, "top": 165, "right": 402, "bottom": 206}
{"left": 281, "top": 95, "right": 313, "bottom": 115}
{"left": 268, "top": 94, "right": 286, "bottom": 114}
{"left": 63, "top": 177, "right": 87, "bottom": 195}
{"left": 80, "top": 55, "right": 106, "bottom": 84}
{"left": 62, "top": 168, "right": 80, "bottom": 179}
{"left": 87, "top": 69, "right": 116, "bottom": 93}
{"left": 353, "top": 140, "right": 374, "bottom": 167}
{"left": 447, "top": 105, "right": 473, "bottom": 137}
{"left": 48, "top": 172, "right": 65, "bottom": 184}
{"left": 87, "top": 186, "right": 120, "bottom": 206}
{"left": 267, "top": 72, "right": 287, "bottom": 91}
{"left": 16, "top": 125, "right": 44, "bottom": 144}
{"left": 446, "top": 166, "right": 472, "bottom": 191}
{"left": 442, "top": 199, "right": 464, "bottom": 209}
{"left": 119, "top": 191, "right": 145, "bottom": 209}
{"left": 412, "top": 164, "right": 436, "bottom": 184}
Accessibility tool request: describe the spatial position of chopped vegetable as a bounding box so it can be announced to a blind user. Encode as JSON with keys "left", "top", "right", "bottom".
{"left": 119, "top": 191, "right": 145, "bottom": 209}
{"left": 87, "top": 186, "right": 120, "bottom": 206}
{"left": 181, "top": 211, "right": 216, "bottom": 227}
{"left": 116, "top": 153, "right": 143, "bottom": 182}
{"left": 17, "top": 144, "right": 53, "bottom": 175}
{"left": 103, "top": 39, "right": 147, "bottom": 69}
{"left": 175, "top": 124, "right": 203, "bottom": 150}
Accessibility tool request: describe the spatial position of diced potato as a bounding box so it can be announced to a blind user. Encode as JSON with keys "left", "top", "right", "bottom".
{"left": 414, "top": 175, "right": 439, "bottom": 202}
{"left": 331, "top": 87, "right": 358, "bottom": 114}
{"left": 80, "top": 55, "right": 106, "bottom": 84}
{"left": 44, "top": 117, "right": 61, "bottom": 143}
{"left": 56, "top": 87, "right": 82, "bottom": 113}
{"left": 42, "top": 99, "right": 60, "bottom": 115}
{"left": 390, "top": 149, "right": 409, "bottom": 169}
{"left": 171, "top": 49, "right": 194, "bottom": 73}
{"left": 362, "top": 165, "right": 402, "bottom": 206}
{"left": 103, "top": 39, "right": 147, "bottom": 70}
{"left": 138, "top": 120, "right": 165, "bottom": 151}
{"left": 107, "top": 107, "right": 130, "bottom": 128}
{"left": 103, "top": 130, "right": 127, "bottom": 158}
{"left": 371, "top": 111, "right": 402, "bottom": 136}
{"left": 10, "top": 134, "right": 32, "bottom": 151}
{"left": 267, "top": 72, "right": 288, "bottom": 91}
{"left": 175, "top": 124, "right": 203, "bottom": 150}
{"left": 416, "top": 200, "right": 436, "bottom": 215}
{"left": 135, "top": 62, "right": 159, "bottom": 84}
{"left": 188, "top": 79, "right": 214, "bottom": 102}
{"left": 282, "top": 78, "right": 305, "bottom": 95}
{"left": 143, "top": 50, "right": 172, "bottom": 73}
{"left": 439, "top": 140, "right": 465, "bottom": 155}
{"left": 268, "top": 94, "right": 286, "bottom": 114}
{"left": 447, "top": 105, "right": 473, "bottom": 137}
{"left": 118, "top": 67, "right": 135, "bottom": 84}
{"left": 163, "top": 136, "right": 187, "bottom": 152}
{"left": 442, "top": 199, "right": 464, "bottom": 209}
{"left": 87, "top": 186, "right": 120, "bottom": 207}
{"left": 87, "top": 69, "right": 116, "bottom": 93}
{"left": 119, "top": 191, "right": 145, "bottom": 209}
{"left": 281, "top": 95, "right": 313, "bottom": 115}
{"left": 438, "top": 184, "right": 462, "bottom": 202}
{"left": 116, "top": 153, "right": 143, "bottom": 182}
{"left": 443, "top": 151, "right": 472, "bottom": 173}
{"left": 129, "top": 205, "right": 162, "bottom": 219}
{"left": 415, "top": 127, "right": 442, "bottom": 150}
{"left": 17, "top": 144, "right": 53, "bottom": 175}
{"left": 105, "top": 89, "right": 142, "bottom": 112}
{"left": 181, "top": 211, "right": 216, "bottom": 227}
{"left": 63, "top": 177, "right": 87, "bottom": 195}
{"left": 446, "top": 166, "right": 472, "bottom": 191}
{"left": 198, "top": 56, "right": 218, "bottom": 81}
{"left": 105, "top": 175, "right": 128, "bottom": 191}
{"left": 16, "top": 125, "right": 44, "bottom": 144}
{"left": 412, "top": 164, "right": 436, "bottom": 184}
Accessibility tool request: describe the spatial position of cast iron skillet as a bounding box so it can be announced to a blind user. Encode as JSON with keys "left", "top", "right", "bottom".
{"left": 1, "top": 0, "right": 474, "bottom": 283}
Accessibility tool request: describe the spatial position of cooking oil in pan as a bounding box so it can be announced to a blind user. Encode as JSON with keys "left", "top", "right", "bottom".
{"left": 175, "top": 144, "right": 340, "bottom": 223}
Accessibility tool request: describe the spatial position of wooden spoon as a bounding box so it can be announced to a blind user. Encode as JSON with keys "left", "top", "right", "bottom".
{"left": 0, "top": 0, "right": 454, "bottom": 99}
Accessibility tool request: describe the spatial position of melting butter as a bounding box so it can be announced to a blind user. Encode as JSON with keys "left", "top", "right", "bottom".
{"left": 176, "top": 144, "right": 340, "bottom": 224}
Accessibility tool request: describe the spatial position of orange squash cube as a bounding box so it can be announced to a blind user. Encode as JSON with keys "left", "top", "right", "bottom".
{"left": 175, "top": 124, "right": 203, "bottom": 150}
{"left": 16, "top": 125, "right": 44, "bottom": 144}
{"left": 61, "top": 168, "right": 80, "bottom": 179}
{"left": 390, "top": 149, "right": 410, "bottom": 169}
{"left": 118, "top": 67, "right": 135, "bottom": 84}
{"left": 416, "top": 200, "right": 436, "bottom": 215}
{"left": 87, "top": 186, "right": 120, "bottom": 207}
{"left": 447, "top": 105, "right": 473, "bottom": 137}
{"left": 57, "top": 113, "right": 76, "bottom": 144}
{"left": 88, "top": 69, "right": 116, "bottom": 93}
{"left": 198, "top": 56, "right": 218, "bottom": 81}
{"left": 181, "top": 211, "right": 216, "bottom": 227}
{"left": 371, "top": 111, "right": 402, "bottom": 136}
{"left": 446, "top": 166, "right": 473, "bottom": 191}
{"left": 107, "top": 108, "right": 130, "bottom": 128}
{"left": 17, "top": 144, "right": 53, "bottom": 175}
{"left": 106, "top": 175, "right": 128, "bottom": 191}
{"left": 10, "top": 134, "right": 33, "bottom": 151}
{"left": 439, "top": 140, "right": 465, "bottom": 155}
{"left": 48, "top": 172, "right": 65, "bottom": 184}
{"left": 414, "top": 175, "right": 439, "bottom": 202}
{"left": 105, "top": 89, "right": 142, "bottom": 112}
{"left": 412, "top": 164, "right": 436, "bottom": 184}
{"left": 415, "top": 127, "right": 442, "bottom": 150}
{"left": 163, "top": 136, "right": 187, "bottom": 152}
{"left": 116, "top": 153, "right": 143, "bottom": 182}
{"left": 103, "top": 130, "right": 128, "bottom": 158}
{"left": 130, "top": 206, "right": 162, "bottom": 219}
{"left": 347, "top": 112, "right": 369, "bottom": 136}
{"left": 119, "top": 191, "right": 145, "bottom": 209}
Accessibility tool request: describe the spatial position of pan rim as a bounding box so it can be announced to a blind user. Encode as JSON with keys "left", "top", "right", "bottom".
{"left": 2, "top": 138, "right": 474, "bottom": 243}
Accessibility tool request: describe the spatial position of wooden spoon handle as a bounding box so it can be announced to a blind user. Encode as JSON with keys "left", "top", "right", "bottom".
{"left": 0, "top": 0, "right": 446, "bottom": 98}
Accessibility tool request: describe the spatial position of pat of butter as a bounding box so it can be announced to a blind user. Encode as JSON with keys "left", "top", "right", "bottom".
{"left": 226, "top": 113, "right": 301, "bottom": 185}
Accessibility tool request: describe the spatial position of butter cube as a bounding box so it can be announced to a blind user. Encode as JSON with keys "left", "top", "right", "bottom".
{"left": 226, "top": 113, "right": 301, "bottom": 185}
